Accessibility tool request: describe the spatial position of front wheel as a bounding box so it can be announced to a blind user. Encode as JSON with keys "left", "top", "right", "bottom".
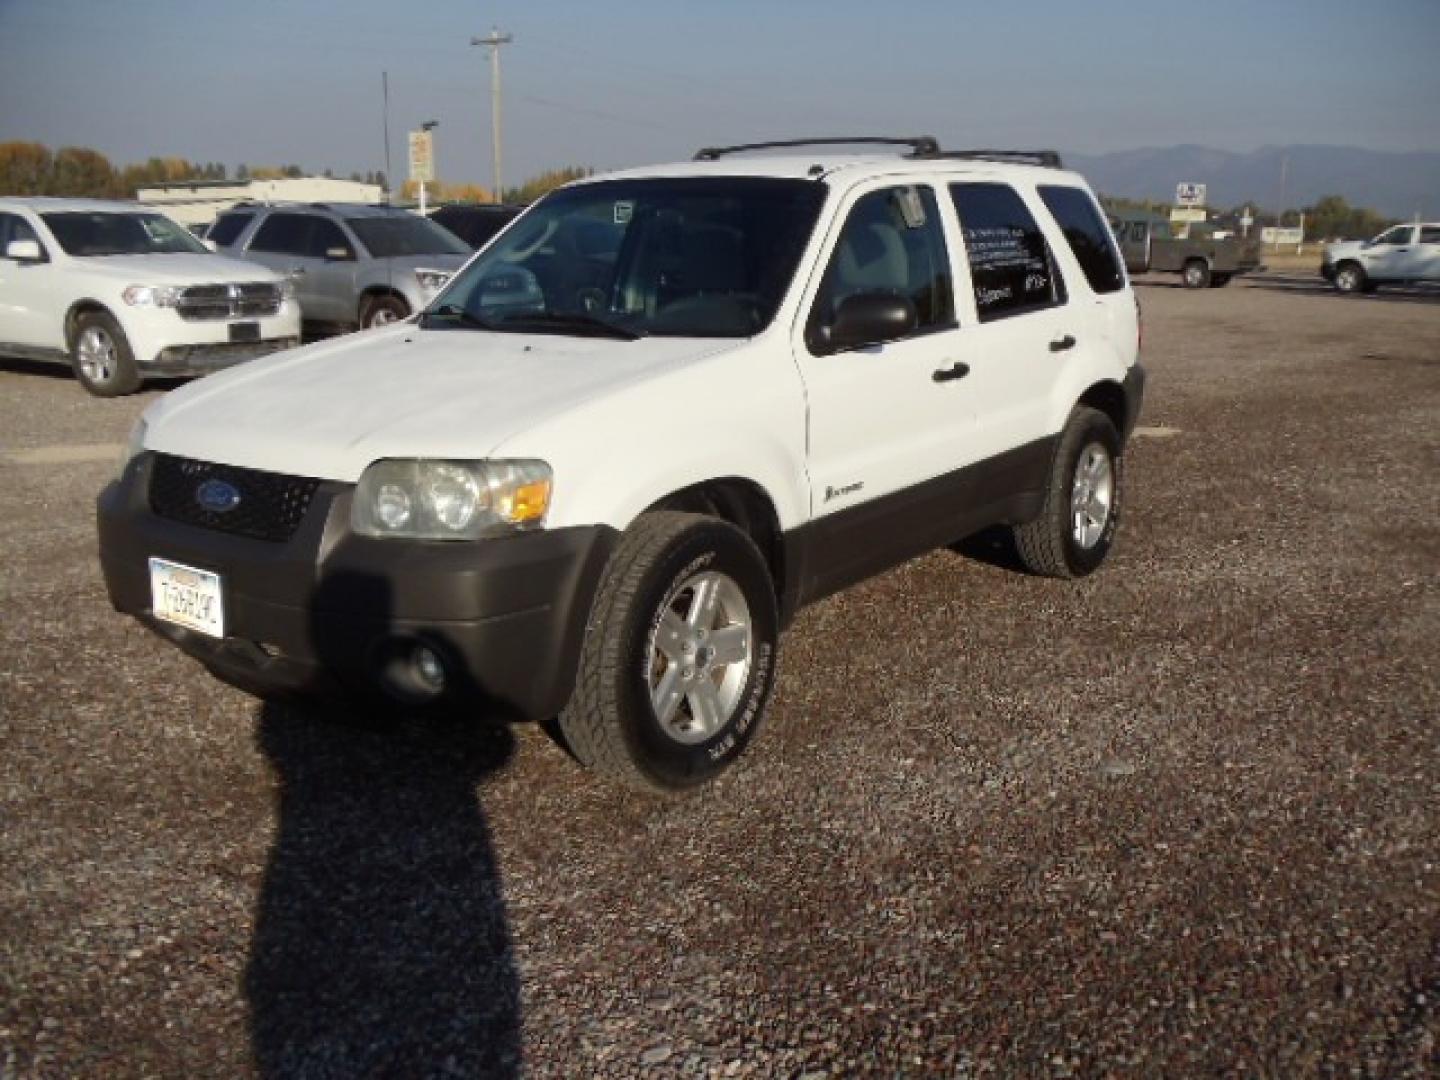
{"left": 1012, "top": 407, "right": 1123, "bottom": 579}
{"left": 360, "top": 294, "right": 409, "bottom": 328}
{"left": 1333, "top": 262, "right": 1368, "bottom": 294}
{"left": 70, "top": 311, "right": 141, "bottom": 397}
{"left": 557, "top": 512, "right": 779, "bottom": 793}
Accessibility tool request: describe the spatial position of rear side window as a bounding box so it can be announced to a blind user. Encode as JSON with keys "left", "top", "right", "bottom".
{"left": 1039, "top": 185, "right": 1125, "bottom": 294}
{"left": 207, "top": 212, "right": 252, "bottom": 247}
{"left": 950, "top": 182, "right": 1065, "bottom": 322}
{"left": 1420, "top": 226, "right": 1440, "bottom": 245}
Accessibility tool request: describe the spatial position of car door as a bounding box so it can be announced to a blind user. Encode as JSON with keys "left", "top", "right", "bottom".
{"left": 791, "top": 182, "right": 979, "bottom": 592}
{"left": 1363, "top": 225, "right": 1416, "bottom": 281}
{"left": 301, "top": 216, "right": 361, "bottom": 324}
{"left": 945, "top": 180, "right": 1079, "bottom": 465}
{"left": 0, "top": 212, "right": 63, "bottom": 353}
{"left": 1408, "top": 226, "right": 1440, "bottom": 282}
{"left": 245, "top": 212, "right": 329, "bottom": 320}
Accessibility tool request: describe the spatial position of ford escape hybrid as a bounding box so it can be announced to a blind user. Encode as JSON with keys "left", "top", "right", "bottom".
{"left": 98, "top": 137, "right": 1144, "bottom": 792}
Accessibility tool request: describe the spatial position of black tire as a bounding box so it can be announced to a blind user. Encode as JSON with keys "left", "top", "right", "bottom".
{"left": 1209, "top": 273, "right": 1232, "bottom": 287}
{"left": 360, "top": 293, "right": 409, "bottom": 328}
{"left": 1181, "top": 259, "right": 1211, "bottom": 289}
{"left": 557, "top": 511, "right": 780, "bottom": 793}
{"left": 1012, "top": 407, "right": 1124, "bottom": 579}
{"left": 70, "top": 310, "right": 141, "bottom": 397}
{"left": 1333, "top": 262, "right": 1367, "bottom": 295}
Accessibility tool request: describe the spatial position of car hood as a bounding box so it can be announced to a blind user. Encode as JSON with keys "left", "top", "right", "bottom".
{"left": 65, "top": 252, "right": 284, "bottom": 285}
{"left": 142, "top": 326, "right": 742, "bottom": 481}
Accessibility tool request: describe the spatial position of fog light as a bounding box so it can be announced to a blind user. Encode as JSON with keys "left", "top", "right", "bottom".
{"left": 412, "top": 645, "right": 446, "bottom": 693}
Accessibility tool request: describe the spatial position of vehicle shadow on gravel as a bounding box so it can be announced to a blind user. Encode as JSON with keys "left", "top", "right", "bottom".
{"left": 244, "top": 701, "right": 523, "bottom": 1078}
{"left": 950, "top": 525, "right": 1029, "bottom": 574}
{"left": 1244, "top": 274, "right": 1440, "bottom": 305}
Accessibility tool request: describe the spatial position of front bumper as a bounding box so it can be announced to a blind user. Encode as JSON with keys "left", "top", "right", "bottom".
{"left": 147, "top": 336, "right": 300, "bottom": 376}
{"left": 1320, "top": 261, "right": 1336, "bottom": 282}
{"left": 97, "top": 453, "right": 617, "bottom": 719}
{"left": 124, "top": 304, "right": 303, "bottom": 375}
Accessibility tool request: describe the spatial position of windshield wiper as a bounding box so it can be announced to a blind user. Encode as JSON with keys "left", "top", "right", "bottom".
{"left": 420, "top": 304, "right": 495, "bottom": 331}
{"left": 496, "top": 312, "right": 642, "bottom": 340}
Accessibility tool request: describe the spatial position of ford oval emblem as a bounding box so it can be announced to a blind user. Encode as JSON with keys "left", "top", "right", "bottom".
{"left": 196, "top": 478, "right": 242, "bottom": 514}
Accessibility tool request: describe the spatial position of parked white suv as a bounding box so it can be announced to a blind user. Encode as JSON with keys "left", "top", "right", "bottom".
{"left": 1322, "top": 222, "right": 1440, "bottom": 293}
{"left": 98, "top": 138, "right": 1144, "bottom": 790}
{"left": 0, "top": 198, "right": 300, "bottom": 396}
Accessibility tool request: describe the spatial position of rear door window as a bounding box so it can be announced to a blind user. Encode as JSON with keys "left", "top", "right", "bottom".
{"left": 1038, "top": 185, "right": 1126, "bottom": 294}
{"left": 1419, "top": 226, "right": 1440, "bottom": 245}
{"left": 949, "top": 182, "right": 1065, "bottom": 322}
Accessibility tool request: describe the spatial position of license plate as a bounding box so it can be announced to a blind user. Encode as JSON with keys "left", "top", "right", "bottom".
{"left": 228, "top": 321, "right": 260, "bottom": 342}
{"left": 149, "top": 558, "right": 225, "bottom": 638}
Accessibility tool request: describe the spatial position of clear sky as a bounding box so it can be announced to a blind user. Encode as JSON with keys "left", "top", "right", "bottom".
{"left": 1, "top": 0, "right": 1437, "bottom": 190}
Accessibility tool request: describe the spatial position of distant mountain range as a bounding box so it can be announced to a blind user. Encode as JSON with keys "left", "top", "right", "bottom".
{"left": 1064, "top": 145, "right": 1439, "bottom": 218}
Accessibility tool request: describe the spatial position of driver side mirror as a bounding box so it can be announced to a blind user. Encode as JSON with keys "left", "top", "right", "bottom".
{"left": 811, "top": 292, "right": 918, "bottom": 355}
{"left": 5, "top": 239, "right": 43, "bottom": 263}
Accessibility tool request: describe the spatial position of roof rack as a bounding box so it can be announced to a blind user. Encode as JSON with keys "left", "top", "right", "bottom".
{"left": 914, "top": 149, "right": 1064, "bottom": 168}
{"left": 693, "top": 136, "right": 941, "bottom": 161}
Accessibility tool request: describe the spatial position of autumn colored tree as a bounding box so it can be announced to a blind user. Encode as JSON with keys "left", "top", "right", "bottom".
{"left": 0, "top": 142, "right": 58, "bottom": 195}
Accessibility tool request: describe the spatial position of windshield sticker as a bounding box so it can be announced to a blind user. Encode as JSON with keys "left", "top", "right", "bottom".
{"left": 613, "top": 201, "right": 633, "bottom": 225}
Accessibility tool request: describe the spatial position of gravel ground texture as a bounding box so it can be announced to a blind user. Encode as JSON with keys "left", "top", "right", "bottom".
{"left": 1, "top": 273, "right": 1437, "bottom": 1078}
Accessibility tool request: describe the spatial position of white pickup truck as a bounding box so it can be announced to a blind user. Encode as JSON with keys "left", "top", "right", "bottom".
{"left": 1322, "top": 222, "right": 1440, "bottom": 293}
{"left": 0, "top": 198, "right": 300, "bottom": 396}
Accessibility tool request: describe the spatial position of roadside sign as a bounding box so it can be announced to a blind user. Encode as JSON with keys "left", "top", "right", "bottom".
{"left": 408, "top": 130, "right": 434, "bottom": 183}
{"left": 1175, "top": 182, "right": 1207, "bottom": 207}
{"left": 1170, "top": 207, "right": 1207, "bottom": 223}
{"left": 1261, "top": 226, "right": 1304, "bottom": 245}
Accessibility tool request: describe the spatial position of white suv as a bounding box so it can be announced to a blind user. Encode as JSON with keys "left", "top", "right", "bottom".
{"left": 0, "top": 198, "right": 300, "bottom": 396}
{"left": 98, "top": 138, "right": 1144, "bottom": 790}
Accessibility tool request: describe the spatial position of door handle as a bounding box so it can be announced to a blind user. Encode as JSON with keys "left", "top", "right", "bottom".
{"left": 932, "top": 361, "right": 970, "bottom": 383}
{"left": 288, "top": 266, "right": 307, "bottom": 277}
{"left": 1049, "top": 334, "right": 1077, "bottom": 352}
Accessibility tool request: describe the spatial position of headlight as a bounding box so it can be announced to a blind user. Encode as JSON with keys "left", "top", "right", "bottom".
{"left": 352, "top": 459, "right": 552, "bottom": 540}
{"left": 415, "top": 269, "right": 453, "bottom": 293}
{"left": 122, "top": 285, "right": 182, "bottom": 307}
{"left": 279, "top": 278, "right": 297, "bottom": 301}
{"left": 118, "top": 418, "right": 148, "bottom": 478}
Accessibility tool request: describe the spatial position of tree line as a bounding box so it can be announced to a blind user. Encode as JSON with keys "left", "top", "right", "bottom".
{"left": 0, "top": 141, "right": 591, "bottom": 206}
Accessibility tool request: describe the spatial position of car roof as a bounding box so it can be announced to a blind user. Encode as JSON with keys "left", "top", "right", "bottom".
{"left": 579, "top": 153, "right": 1086, "bottom": 189}
{"left": 0, "top": 196, "right": 161, "bottom": 214}
{"left": 225, "top": 202, "right": 413, "bottom": 218}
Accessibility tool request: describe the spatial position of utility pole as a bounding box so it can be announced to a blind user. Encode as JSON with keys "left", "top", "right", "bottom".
{"left": 470, "top": 27, "right": 513, "bottom": 204}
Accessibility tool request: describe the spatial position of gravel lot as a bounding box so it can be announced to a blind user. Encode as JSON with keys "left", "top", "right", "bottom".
{"left": 2, "top": 273, "right": 1437, "bottom": 1077}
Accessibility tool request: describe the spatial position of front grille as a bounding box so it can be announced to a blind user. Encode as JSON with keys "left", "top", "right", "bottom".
{"left": 149, "top": 454, "right": 321, "bottom": 542}
{"left": 176, "top": 282, "right": 283, "bottom": 321}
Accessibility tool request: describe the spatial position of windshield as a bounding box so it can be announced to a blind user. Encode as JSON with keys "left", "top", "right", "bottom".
{"left": 345, "top": 215, "right": 470, "bottom": 258}
{"left": 427, "top": 177, "right": 827, "bottom": 338}
{"left": 41, "top": 212, "right": 209, "bottom": 257}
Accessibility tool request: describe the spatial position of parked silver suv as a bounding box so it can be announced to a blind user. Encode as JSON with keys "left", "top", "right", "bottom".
{"left": 207, "top": 203, "right": 471, "bottom": 330}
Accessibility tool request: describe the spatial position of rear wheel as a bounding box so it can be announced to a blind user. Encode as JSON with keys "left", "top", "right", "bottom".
{"left": 70, "top": 311, "right": 141, "bottom": 397}
{"left": 557, "top": 512, "right": 779, "bottom": 793}
{"left": 1181, "top": 259, "right": 1211, "bottom": 289}
{"left": 1012, "top": 407, "right": 1123, "bottom": 579}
